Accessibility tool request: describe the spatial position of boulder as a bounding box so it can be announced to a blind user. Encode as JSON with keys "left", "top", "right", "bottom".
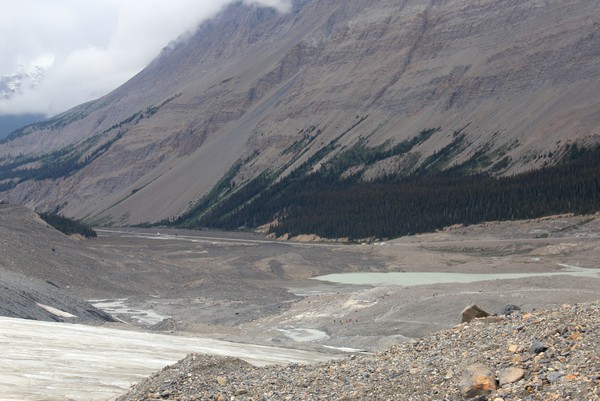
{"left": 459, "top": 363, "right": 498, "bottom": 399}
{"left": 460, "top": 304, "right": 491, "bottom": 323}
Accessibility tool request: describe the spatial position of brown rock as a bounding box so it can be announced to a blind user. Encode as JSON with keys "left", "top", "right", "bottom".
{"left": 498, "top": 367, "right": 526, "bottom": 386}
{"left": 460, "top": 305, "right": 491, "bottom": 323}
{"left": 460, "top": 363, "right": 498, "bottom": 398}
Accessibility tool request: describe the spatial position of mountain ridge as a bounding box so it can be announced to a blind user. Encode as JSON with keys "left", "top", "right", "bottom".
{"left": 0, "top": 0, "right": 599, "bottom": 227}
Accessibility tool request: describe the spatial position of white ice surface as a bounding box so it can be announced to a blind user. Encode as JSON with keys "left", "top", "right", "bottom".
{"left": 0, "top": 317, "right": 334, "bottom": 401}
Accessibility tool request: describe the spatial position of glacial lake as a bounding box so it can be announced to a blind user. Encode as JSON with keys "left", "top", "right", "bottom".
{"left": 313, "top": 265, "right": 600, "bottom": 287}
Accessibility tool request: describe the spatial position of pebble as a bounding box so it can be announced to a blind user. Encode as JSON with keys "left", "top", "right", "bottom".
{"left": 547, "top": 372, "right": 564, "bottom": 383}
{"left": 530, "top": 340, "right": 549, "bottom": 354}
{"left": 118, "top": 301, "right": 600, "bottom": 401}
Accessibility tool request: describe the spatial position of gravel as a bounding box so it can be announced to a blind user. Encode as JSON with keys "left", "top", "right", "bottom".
{"left": 118, "top": 301, "right": 599, "bottom": 401}
{"left": 0, "top": 269, "right": 116, "bottom": 324}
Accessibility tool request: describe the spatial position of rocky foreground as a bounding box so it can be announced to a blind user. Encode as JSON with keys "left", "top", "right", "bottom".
{"left": 118, "top": 301, "right": 599, "bottom": 401}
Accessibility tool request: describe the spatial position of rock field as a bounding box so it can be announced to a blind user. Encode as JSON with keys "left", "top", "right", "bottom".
{"left": 118, "top": 301, "right": 599, "bottom": 401}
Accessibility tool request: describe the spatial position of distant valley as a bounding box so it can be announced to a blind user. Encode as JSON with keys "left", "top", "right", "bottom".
{"left": 0, "top": 114, "right": 45, "bottom": 140}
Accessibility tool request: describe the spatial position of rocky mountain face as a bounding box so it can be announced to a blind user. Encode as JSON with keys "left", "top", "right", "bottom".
{"left": 0, "top": 0, "right": 599, "bottom": 225}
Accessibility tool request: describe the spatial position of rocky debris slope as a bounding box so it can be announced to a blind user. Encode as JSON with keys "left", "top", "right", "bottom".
{"left": 0, "top": 269, "right": 116, "bottom": 323}
{"left": 0, "top": 204, "right": 119, "bottom": 323}
{"left": 118, "top": 301, "right": 599, "bottom": 401}
{"left": 0, "top": 204, "right": 127, "bottom": 297}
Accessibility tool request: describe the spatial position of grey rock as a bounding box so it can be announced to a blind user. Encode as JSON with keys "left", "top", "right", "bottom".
{"left": 118, "top": 301, "right": 600, "bottom": 401}
{"left": 530, "top": 340, "right": 549, "bottom": 354}
{"left": 502, "top": 305, "right": 521, "bottom": 315}
{"left": 547, "top": 372, "right": 564, "bottom": 383}
{"left": 499, "top": 367, "right": 526, "bottom": 386}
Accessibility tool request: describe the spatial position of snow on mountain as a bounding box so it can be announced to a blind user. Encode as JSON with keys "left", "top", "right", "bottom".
{"left": 0, "top": 57, "right": 52, "bottom": 99}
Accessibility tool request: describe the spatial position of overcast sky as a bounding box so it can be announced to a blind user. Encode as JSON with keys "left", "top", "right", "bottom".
{"left": 0, "top": 0, "right": 290, "bottom": 117}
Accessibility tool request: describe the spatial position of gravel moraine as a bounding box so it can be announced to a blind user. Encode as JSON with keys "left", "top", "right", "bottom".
{"left": 118, "top": 301, "right": 599, "bottom": 401}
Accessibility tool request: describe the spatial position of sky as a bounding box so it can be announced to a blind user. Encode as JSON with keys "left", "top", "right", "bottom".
{"left": 0, "top": 0, "right": 291, "bottom": 117}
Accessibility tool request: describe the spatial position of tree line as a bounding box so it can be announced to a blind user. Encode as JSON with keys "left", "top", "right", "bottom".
{"left": 176, "top": 142, "right": 600, "bottom": 240}
{"left": 39, "top": 212, "right": 97, "bottom": 238}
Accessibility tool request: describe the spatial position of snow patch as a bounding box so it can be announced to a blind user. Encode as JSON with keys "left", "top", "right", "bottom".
{"left": 277, "top": 327, "right": 329, "bottom": 342}
{"left": 91, "top": 298, "right": 167, "bottom": 325}
{"left": 36, "top": 303, "right": 76, "bottom": 318}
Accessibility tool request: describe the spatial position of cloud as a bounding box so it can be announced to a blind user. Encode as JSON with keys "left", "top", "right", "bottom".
{"left": 0, "top": 0, "right": 291, "bottom": 117}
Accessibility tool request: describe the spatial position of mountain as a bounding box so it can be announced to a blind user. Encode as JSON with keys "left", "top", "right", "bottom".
{"left": 0, "top": 63, "right": 48, "bottom": 139}
{"left": 0, "top": 64, "right": 47, "bottom": 99}
{"left": 0, "top": 114, "right": 46, "bottom": 140}
{"left": 0, "top": 0, "right": 599, "bottom": 232}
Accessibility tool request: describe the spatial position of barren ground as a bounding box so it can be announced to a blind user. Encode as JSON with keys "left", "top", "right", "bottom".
{"left": 2, "top": 207, "right": 600, "bottom": 400}
{"left": 84, "top": 214, "right": 600, "bottom": 352}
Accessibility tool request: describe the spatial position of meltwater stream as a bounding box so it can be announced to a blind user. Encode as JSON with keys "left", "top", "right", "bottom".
{"left": 313, "top": 265, "right": 600, "bottom": 286}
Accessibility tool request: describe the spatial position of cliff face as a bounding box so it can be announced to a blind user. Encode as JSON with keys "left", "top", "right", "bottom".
{"left": 1, "top": 0, "right": 600, "bottom": 224}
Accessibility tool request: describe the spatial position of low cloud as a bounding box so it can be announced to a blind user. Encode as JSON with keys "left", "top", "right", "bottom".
{"left": 0, "top": 0, "right": 291, "bottom": 117}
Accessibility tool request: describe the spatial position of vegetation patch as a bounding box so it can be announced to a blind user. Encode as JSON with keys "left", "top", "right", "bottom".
{"left": 0, "top": 105, "right": 160, "bottom": 189}
{"left": 174, "top": 137, "right": 600, "bottom": 240}
{"left": 39, "top": 212, "right": 97, "bottom": 238}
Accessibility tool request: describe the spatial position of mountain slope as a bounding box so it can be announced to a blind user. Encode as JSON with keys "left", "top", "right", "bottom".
{"left": 0, "top": 205, "right": 117, "bottom": 322}
{"left": 0, "top": 0, "right": 599, "bottom": 226}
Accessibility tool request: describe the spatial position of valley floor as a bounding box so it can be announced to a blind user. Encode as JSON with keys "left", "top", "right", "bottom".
{"left": 2, "top": 213, "right": 600, "bottom": 400}
{"left": 86, "top": 216, "right": 600, "bottom": 351}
